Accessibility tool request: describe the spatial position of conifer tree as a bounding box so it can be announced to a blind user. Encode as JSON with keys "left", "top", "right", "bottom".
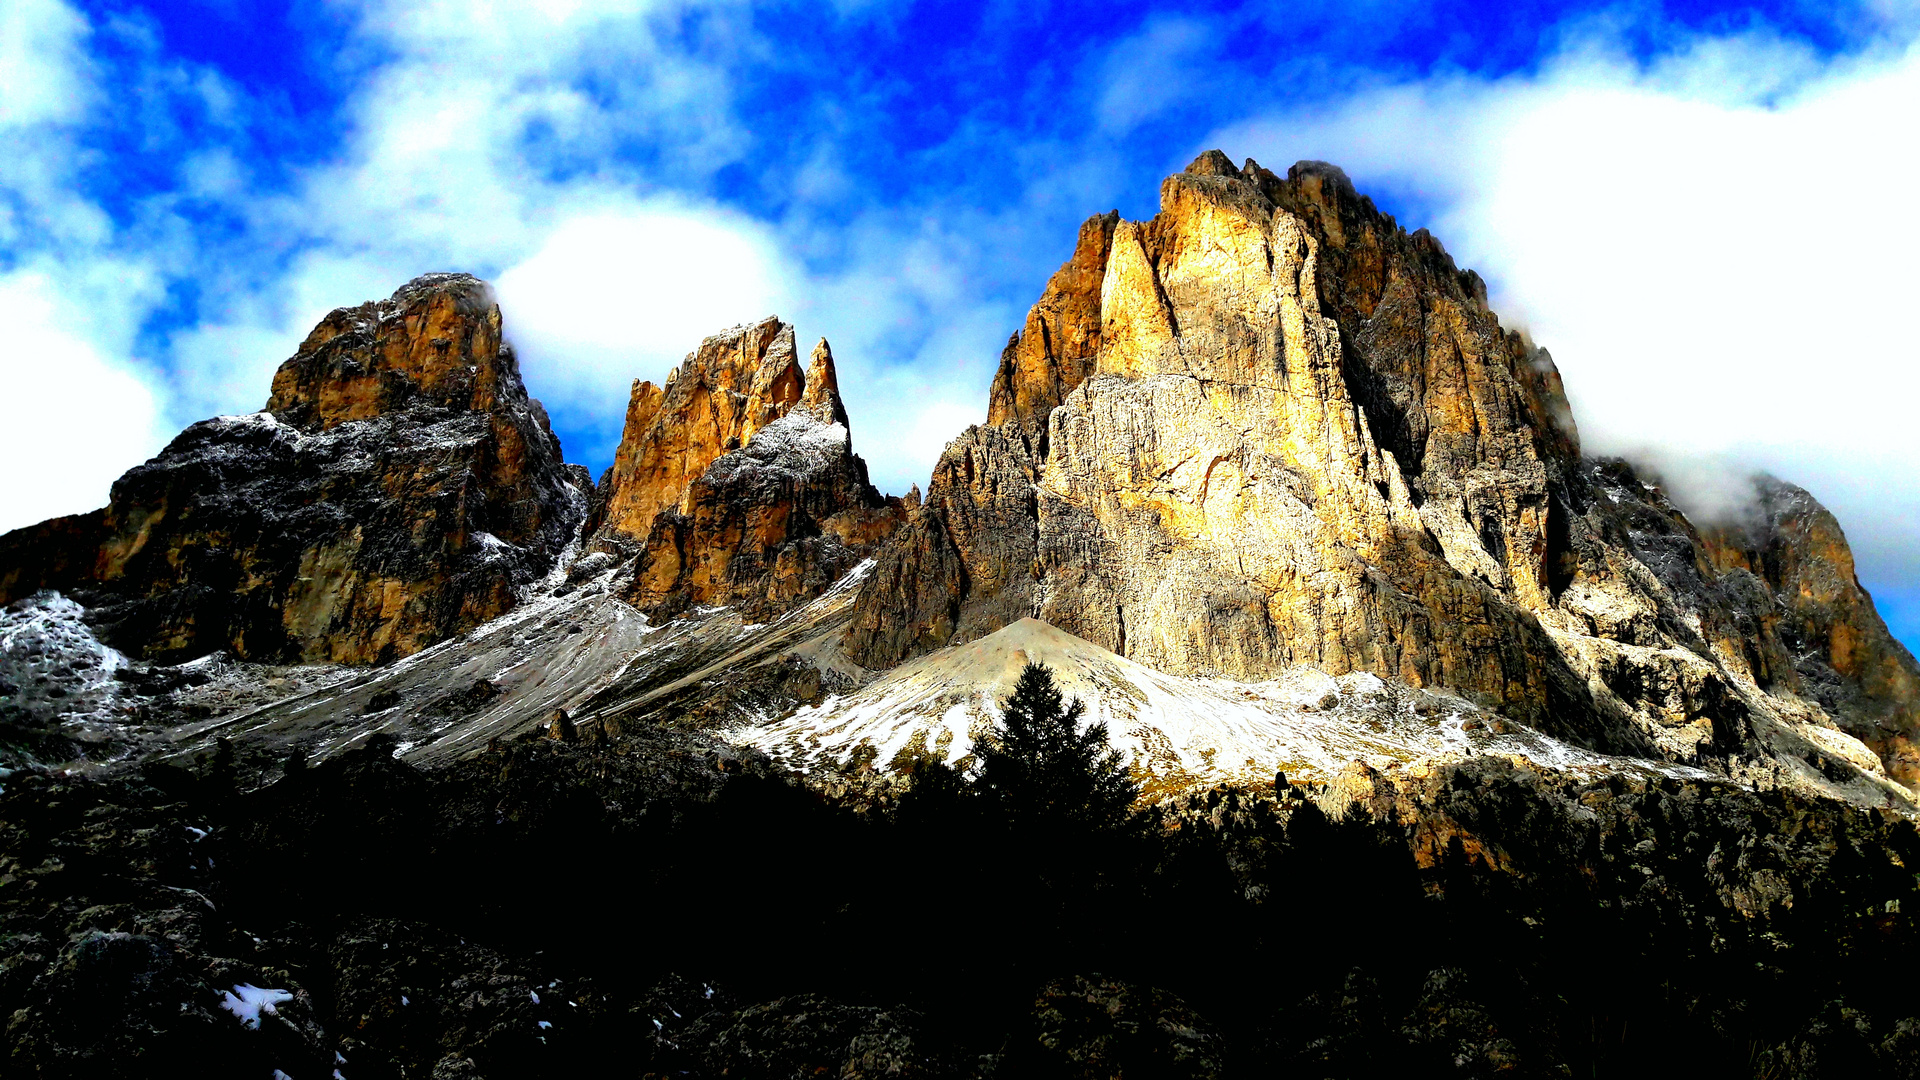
{"left": 970, "top": 662, "right": 1136, "bottom": 829}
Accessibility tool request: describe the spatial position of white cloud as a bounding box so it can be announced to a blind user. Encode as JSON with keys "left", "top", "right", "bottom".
{"left": 0, "top": 271, "right": 171, "bottom": 530}
{"left": 0, "top": 0, "right": 185, "bottom": 532}
{"left": 0, "top": 0, "right": 1095, "bottom": 517}
{"left": 877, "top": 398, "right": 987, "bottom": 493}
{"left": 0, "top": 0, "right": 93, "bottom": 129}
{"left": 152, "top": 0, "right": 761, "bottom": 443}
{"left": 1095, "top": 17, "right": 1214, "bottom": 134}
{"left": 0, "top": 0, "right": 109, "bottom": 251}
{"left": 1210, "top": 29, "right": 1920, "bottom": 585}
{"left": 496, "top": 203, "right": 797, "bottom": 423}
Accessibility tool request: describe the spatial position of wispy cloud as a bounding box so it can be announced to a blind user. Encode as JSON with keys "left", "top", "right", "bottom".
{"left": 0, "top": 0, "right": 174, "bottom": 526}
{"left": 496, "top": 202, "right": 798, "bottom": 462}
{"left": 157, "top": 0, "right": 771, "bottom": 455}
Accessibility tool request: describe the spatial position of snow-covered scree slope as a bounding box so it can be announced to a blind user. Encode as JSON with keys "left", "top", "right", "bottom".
{"left": 164, "top": 560, "right": 876, "bottom": 784}
{"left": 730, "top": 618, "right": 1715, "bottom": 797}
{"left": 9, "top": 555, "right": 1901, "bottom": 809}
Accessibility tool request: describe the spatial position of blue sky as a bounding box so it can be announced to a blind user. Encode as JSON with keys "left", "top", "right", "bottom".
{"left": 2, "top": 0, "right": 1917, "bottom": 652}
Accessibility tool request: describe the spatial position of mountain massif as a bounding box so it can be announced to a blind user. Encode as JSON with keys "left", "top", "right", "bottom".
{"left": 3, "top": 154, "right": 1919, "bottom": 1079}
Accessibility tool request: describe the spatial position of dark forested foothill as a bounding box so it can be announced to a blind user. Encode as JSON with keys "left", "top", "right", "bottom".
{"left": 4, "top": 666, "right": 1920, "bottom": 1078}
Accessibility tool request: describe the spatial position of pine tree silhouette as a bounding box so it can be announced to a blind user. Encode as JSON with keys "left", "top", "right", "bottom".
{"left": 971, "top": 661, "right": 1136, "bottom": 829}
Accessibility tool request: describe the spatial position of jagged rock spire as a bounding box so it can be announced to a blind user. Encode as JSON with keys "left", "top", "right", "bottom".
{"left": 595, "top": 317, "right": 805, "bottom": 544}
{"left": 802, "top": 337, "right": 851, "bottom": 429}
{"left": 593, "top": 317, "right": 906, "bottom": 621}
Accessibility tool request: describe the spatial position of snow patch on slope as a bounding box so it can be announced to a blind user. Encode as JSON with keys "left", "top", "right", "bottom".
{"left": 730, "top": 618, "right": 1711, "bottom": 793}
{"left": 0, "top": 591, "right": 139, "bottom": 761}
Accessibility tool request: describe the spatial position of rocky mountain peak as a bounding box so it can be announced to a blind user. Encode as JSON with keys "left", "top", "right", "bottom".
{"left": 1183, "top": 147, "right": 1241, "bottom": 177}
{"left": 595, "top": 318, "right": 904, "bottom": 621}
{"left": 849, "top": 149, "right": 1920, "bottom": 801}
{"left": 595, "top": 316, "right": 808, "bottom": 546}
{"left": 265, "top": 272, "right": 525, "bottom": 433}
{"left": 0, "top": 273, "right": 584, "bottom": 665}
{"left": 802, "top": 337, "right": 852, "bottom": 428}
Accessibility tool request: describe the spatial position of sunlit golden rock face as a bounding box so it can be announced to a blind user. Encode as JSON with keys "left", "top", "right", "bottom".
{"left": 266, "top": 274, "right": 521, "bottom": 430}
{"left": 0, "top": 273, "right": 586, "bottom": 666}
{"left": 986, "top": 211, "right": 1118, "bottom": 442}
{"left": 596, "top": 321, "right": 906, "bottom": 621}
{"left": 596, "top": 317, "right": 807, "bottom": 547}
{"left": 853, "top": 152, "right": 1586, "bottom": 722}
{"left": 850, "top": 151, "right": 1920, "bottom": 800}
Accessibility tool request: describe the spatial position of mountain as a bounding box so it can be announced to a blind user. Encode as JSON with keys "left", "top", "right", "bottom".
{"left": 8, "top": 157, "right": 1912, "bottom": 807}
{"left": 0, "top": 273, "right": 585, "bottom": 667}
{"left": 846, "top": 152, "right": 1920, "bottom": 803}
{"left": 4, "top": 154, "right": 1920, "bottom": 1079}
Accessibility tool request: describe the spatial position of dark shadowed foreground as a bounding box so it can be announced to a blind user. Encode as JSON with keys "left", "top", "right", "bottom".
{"left": 4, "top": 707, "right": 1918, "bottom": 1078}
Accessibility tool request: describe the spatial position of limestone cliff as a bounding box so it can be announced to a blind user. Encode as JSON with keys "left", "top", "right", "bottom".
{"left": 598, "top": 322, "right": 904, "bottom": 621}
{"left": 985, "top": 211, "right": 1118, "bottom": 443}
{"left": 0, "top": 273, "right": 586, "bottom": 665}
{"left": 1700, "top": 477, "right": 1920, "bottom": 787}
{"left": 849, "top": 152, "right": 1920, "bottom": 798}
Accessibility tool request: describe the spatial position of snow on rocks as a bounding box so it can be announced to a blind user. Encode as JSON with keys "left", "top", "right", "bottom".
{"left": 729, "top": 617, "right": 1715, "bottom": 796}
{"left": 0, "top": 590, "right": 140, "bottom": 763}
{"left": 220, "top": 983, "right": 294, "bottom": 1029}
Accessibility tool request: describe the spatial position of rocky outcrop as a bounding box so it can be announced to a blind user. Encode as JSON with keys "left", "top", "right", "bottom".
{"left": 0, "top": 274, "right": 585, "bottom": 665}
{"left": 1700, "top": 476, "right": 1920, "bottom": 788}
{"left": 850, "top": 152, "right": 1920, "bottom": 794}
{"left": 598, "top": 321, "right": 905, "bottom": 621}
{"left": 595, "top": 317, "right": 808, "bottom": 546}
{"left": 985, "top": 212, "right": 1118, "bottom": 443}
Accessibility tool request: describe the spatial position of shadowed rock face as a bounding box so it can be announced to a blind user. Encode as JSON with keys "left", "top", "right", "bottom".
{"left": 0, "top": 273, "right": 586, "bottom": 665}
{"left": 850, "top": 152, "right": 1920, "bottom": 793}
{"left": 598, "top": 322, "right": 906, "bottom": 621}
